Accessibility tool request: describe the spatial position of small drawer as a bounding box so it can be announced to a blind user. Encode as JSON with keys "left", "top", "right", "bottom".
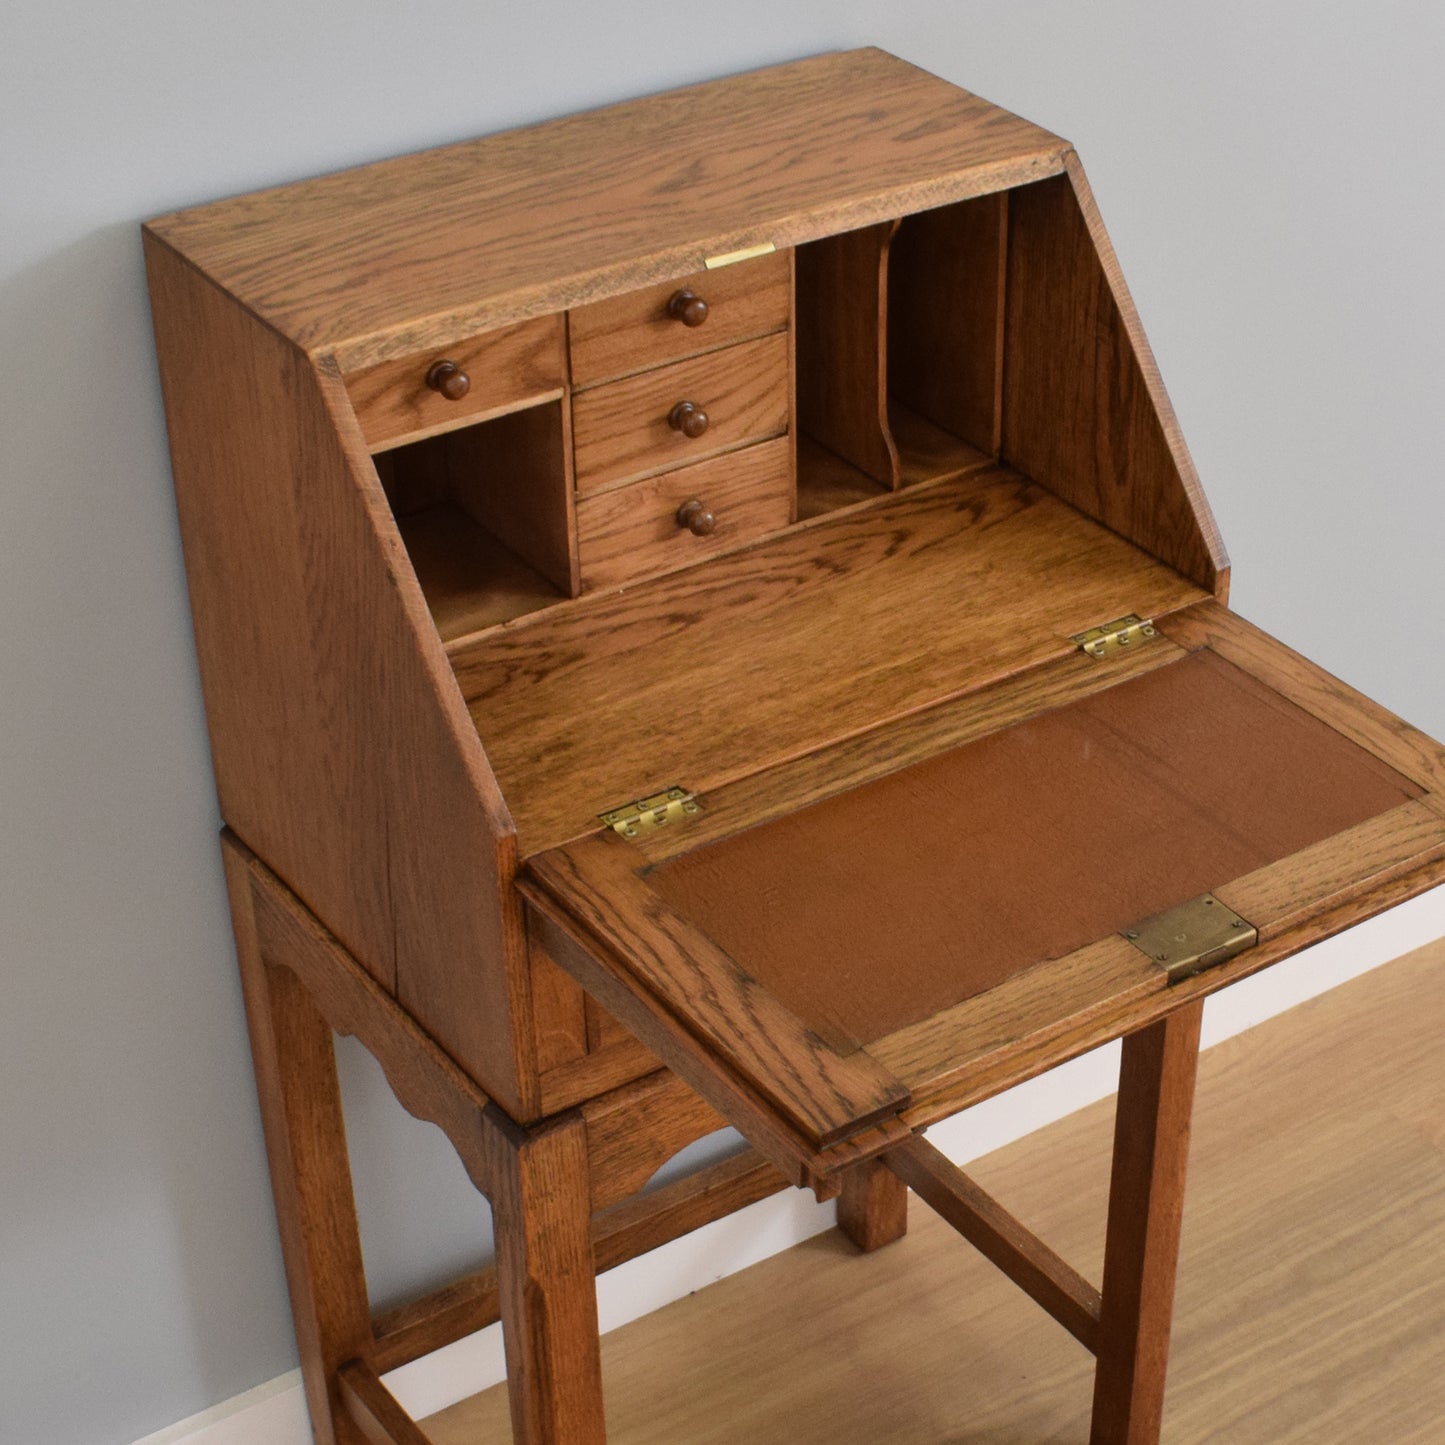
{"left": 344, "top": 314, "right": 565, "bottom": 451}
{"left": 572, "top": 332, "right": 790, "bottom": 496}
{"left": 576, "top": 437, "right": 793, "bottom": 591}
{"left": 569, "top": 249, "right": 791, "bottom": 387}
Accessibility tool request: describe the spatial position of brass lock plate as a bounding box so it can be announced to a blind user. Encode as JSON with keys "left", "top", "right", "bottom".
{"left": 1122, "top": 893, "right": 1258, "bottom": 984}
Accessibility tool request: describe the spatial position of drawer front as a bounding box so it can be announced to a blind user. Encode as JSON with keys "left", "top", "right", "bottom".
{"left": 569, "top": 249, "right": 791, "bottom": 387}
{"left": 572, "top": 332, "right": 790, "bottom": 496}
{"left": 344, "top": 314, "right": 565, "bottom": 451}
{"left": 576, "top": 437, "right": 793, "bottom": 590}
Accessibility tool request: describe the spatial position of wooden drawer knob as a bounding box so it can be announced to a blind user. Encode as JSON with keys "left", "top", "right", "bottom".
{"left": 676, "top": 499, "right": 717, "bottom": 536}
{"left": 668, "top": 400, "right": 710, "bottom": 438}
{"left": 667, "top": 289, "right": 710, "bottom": 327}
{"left": 425, "top": 360, "right": 470, "bottom": 401}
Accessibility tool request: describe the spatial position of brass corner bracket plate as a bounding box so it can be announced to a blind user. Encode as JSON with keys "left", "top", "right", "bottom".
{"left": 1072, "top": 614, "right": 1157, "bottom": 659}
{"left": 1122, "top": 892, "right": 1258, "bottom": 984}
{"left": 599, "top": 787, "right": 703, "bottom": 840}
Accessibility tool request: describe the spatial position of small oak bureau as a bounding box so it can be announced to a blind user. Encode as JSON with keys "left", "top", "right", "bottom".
{"left": 145, "top": 48, "right": 1445, "bottom": 1445}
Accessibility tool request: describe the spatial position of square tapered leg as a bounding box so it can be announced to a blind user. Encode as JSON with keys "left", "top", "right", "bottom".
{"left": 1090, "top": 1001, "right": 1204, "bottom": 1445}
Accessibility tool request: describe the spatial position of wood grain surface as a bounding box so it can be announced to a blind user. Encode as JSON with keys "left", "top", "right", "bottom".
{"left": 344, "top": 313, "right": 564, "bottom": 451}
{"left": 888, "top": 191, "right": 1006, "bottom": 455}
{"left": 385, "top": 399, "right": 577, "bottom": 600}
{"left": 526, "top": 833, "right": 910, "bottom": 1149}
{"left": 872, "top": 934, "right": 1162, "bottom": 1110}
{"left": 426, "top": 938, "right": 1445, "bottom": 1444}
{"left": 518, "top": 884, "right": 911, "bottom": 1192}
{"left": 623, "top": 632, "right": 1187, "bottom": 866}
{"left": 452, "top": 466, "right": 1209, "bottom": 856}
{"left": 837, "top": 1156, "right": 909, "bottom": 1253}
{"left": 338, "top": 1361, "right": 432, "bottom": 1445}
{"left": 145, "top": 238, "right": 535, "bottom": 1117}
{"left": 1003, "top": 160, "right": 1227, "bottom": 594}
{"left": 569, "top": 249, "right": 790, "bottom": 387}
{"left": 486, "top": 1112, "right": 607, "bottom": 1444}
{"left": 575, "top": 437, "right": 792, "bottom": 591}
{"left": 226, "top": 846, "right": 373, "bottom": 1445}
{"left": 230, "top": 839, "right": 499, "bottom": 1199}
{"left": 795, "top": 220, "right": 900, "bottom": 486}
{"left": 885, "top": 811, "right": 1445, "bottom": 1134}
{"left": 580, "top": 1069, "right": 729, "bottom": 1213}
{"left": 146, "top": 50, "right": 1065, "bottom": 366}
{"left": 372, "top": 1148, "right": 786, "bottom": 1375}
{"left": 151, "top": 53, "right": 1445, "bottom": 1445}
{"left": 587, "top": 1148, "right": 786, "bottom": 1277}
{"left": 572, "top": 332, "right": 789, "bottom": 494}
{"left": 389, "top": 506, "right": 565, "bottom": 641}
{"left": 1091, "top": 1005, "right": 1203, "bottom": 1444}
{"left": 535, "top": 1030, "right": 660, "bottom": 1119}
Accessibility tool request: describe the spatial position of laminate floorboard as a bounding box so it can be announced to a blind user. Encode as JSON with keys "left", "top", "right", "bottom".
{"left": 425, "top": 937, "right": 1445, "bottom": 1443}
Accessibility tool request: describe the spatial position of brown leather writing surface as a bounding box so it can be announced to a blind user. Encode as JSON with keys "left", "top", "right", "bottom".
{"left": 649, "top": 650, "right": 1419, "bottom": 1045}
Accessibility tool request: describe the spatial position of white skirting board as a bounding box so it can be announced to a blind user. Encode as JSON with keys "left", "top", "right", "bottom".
{"left": 132, "top": 885, "right": 1445, "bottom": 1445}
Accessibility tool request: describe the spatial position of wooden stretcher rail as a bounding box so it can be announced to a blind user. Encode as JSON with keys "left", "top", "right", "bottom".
{"left": 339, "top": 1360, "right": 433, "bottom": 1445}
{"left": 369, "top": 1149, "right": 787, "bottom": 1374}
{"left": 887, "top": 1135, "right": 1102, "bottom": 1351}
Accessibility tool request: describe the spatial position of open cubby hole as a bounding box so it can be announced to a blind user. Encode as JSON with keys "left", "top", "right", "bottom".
{"left": 374, "top": 402, "right": 576, "bottom": 642}
{"left": 795, "top": 192, "right": 1006, "bottom": 520}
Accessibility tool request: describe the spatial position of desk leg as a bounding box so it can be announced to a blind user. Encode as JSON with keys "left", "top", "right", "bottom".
{"left": 226, "top": 852, "right": 372, "bottom": 1445}
{"left": 838, "top": 1157, "right": 909, "bottom": 1252}
{"left": 1090, "top": 1000, "right": 1203, "bottom": 1445}
{"left": 490, "top": 1113, "right": 607, "bottom": 1444}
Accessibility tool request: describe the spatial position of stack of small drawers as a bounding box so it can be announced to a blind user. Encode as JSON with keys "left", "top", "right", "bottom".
{"left": 567, "top": 249, "right": 794, "bottom": 590}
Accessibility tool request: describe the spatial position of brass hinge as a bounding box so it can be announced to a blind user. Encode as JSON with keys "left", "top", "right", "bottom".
{"left": 1072, "top": 613, "right": 1156, "bottom": 659}
{"left": 1122, "top": 893, "right": 1258, "bottom": 984}
{"left": 599, "top": 786, "right": 703, "bottom": 840}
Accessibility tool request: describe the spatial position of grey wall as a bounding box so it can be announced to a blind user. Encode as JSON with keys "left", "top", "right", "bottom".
{"left": 3, "top": 3, "right": 1442, "bottom": 1442}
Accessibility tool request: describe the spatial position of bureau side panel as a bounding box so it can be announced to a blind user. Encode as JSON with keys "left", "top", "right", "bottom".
{"left": 1002, "top": 156, "right": 1229, "bottom": 596}
{"left": 145, "top": 235, "right": 536, "bottom": 1118}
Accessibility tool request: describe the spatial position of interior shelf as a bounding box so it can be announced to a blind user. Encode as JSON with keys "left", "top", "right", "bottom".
{"left": 795, "top": 436, "right": 889, "bottom": 521}
{"left": 375, "top": 400, "right": 575, "bottom": 640}
{"left": 794, "top": 191, "right": 1006, "bottom": 521}
{"left": 888, "top": 402, "right": 993, "bottom": 487}
{"left": 398, "top": 503, "right": 563, "bottom": 641}
{"left": 796, "top": 408, "right": 993, "bottom": 521}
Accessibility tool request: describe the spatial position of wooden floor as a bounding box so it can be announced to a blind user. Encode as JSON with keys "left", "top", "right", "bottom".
{"left": 426, "top": 939, "right": 1445, "bottom": 1444}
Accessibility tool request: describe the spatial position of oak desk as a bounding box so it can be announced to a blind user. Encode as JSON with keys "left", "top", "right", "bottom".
{"left": 145, "top": 49, "right": 1445, "bottom": 1445}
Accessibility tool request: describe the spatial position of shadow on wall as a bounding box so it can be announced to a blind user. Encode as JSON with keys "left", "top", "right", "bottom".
{"left": 1, "top": 219, "right": 312, "bottom": 1443}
